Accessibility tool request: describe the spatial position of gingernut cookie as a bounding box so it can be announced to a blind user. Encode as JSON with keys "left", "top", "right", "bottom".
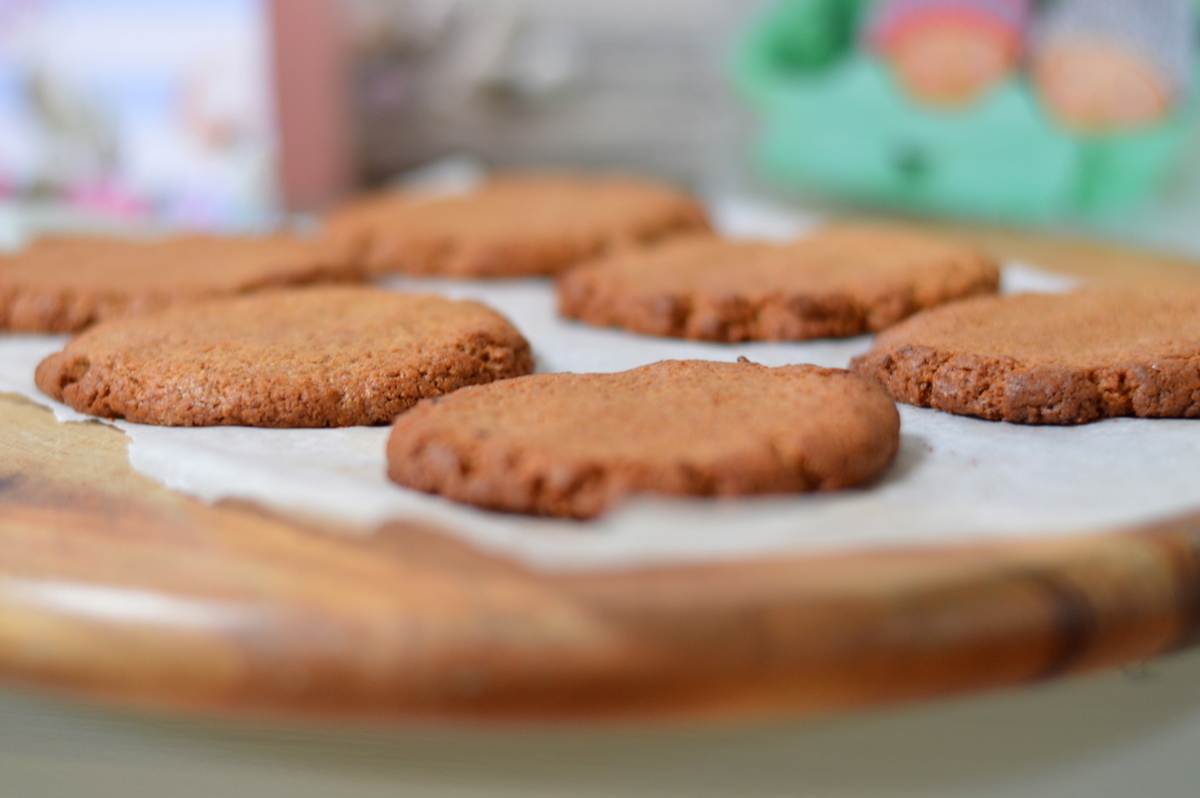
{"left": 326, "top": 173, "right": 710, "bottom": 278}
{"left": 0, "top": 234, "right": 362, "bottom": 333}
{"left": 387, "top": 359, "right": 900, "bottom": 518}
{"left": 850, "top": 288, "right": 1200, "bottom": 424}
{"left": 557, "top": 225, "right": 999, "bottom": 342}
{"left": 35, "top": 286, "right": 533, "bottom": 427}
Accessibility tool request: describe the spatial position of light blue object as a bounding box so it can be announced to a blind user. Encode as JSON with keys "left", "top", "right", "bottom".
{"left": 732, "top": 0, "right": 1200, "bottom": 223}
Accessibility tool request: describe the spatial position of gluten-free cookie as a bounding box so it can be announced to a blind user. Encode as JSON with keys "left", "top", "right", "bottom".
{"left": 35, "top": 286, "right": 533, "bottom": 427}
{"left": 326, "top": 173, "right": 710, "bottom": 278}
{"left": 0, "top": 234, "right": 362, "bottom": 333}
{"left": 850, "top": 288, "right": 1200, "bottom": 424}
{"left": 557, "top": 226, "right": 999, "bottom": 341}
{"left": 387, "top": 359, "right": 900, "bottom": 518}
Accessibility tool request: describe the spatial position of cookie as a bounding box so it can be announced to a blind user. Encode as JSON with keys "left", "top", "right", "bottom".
{"left": 387, "top": 359, "right": 900, "bottom": 518}
{"left": 0, "top": 234, "right": 362, "bottom": 333}
{"left": 326, "top": 173, "right": 711, "bottom": 278}
{"left": 35, "top": 286, "right": 533, "bottom": 427}
{"left": 557, "top": 225, "right": 1000, "bottom": 342}
{"left": 850, "top": 287, "right": 1200, "bottom": 424}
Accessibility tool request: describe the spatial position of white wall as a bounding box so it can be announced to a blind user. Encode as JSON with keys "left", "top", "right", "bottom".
{"left": 351, "top": 0, "right": 763, "bottom": 185}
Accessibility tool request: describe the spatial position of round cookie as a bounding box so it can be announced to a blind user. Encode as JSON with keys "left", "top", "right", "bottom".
{"left": 326, "top": 173, "right": 711, "bottom": 278}
{"left": 387, "top": 359, "right": 901, "bottom": 518}
{"left": 0, "top": 234, "right": 362, "bottom": 333}
{"left": 557, "top": 225, "right": 1000, "bottom": 342}
{"left": 850, "top": 288, "right": 1200, "bottom": 424}
{"left": 35, "top": 286, "right": 533, "bottom": 428}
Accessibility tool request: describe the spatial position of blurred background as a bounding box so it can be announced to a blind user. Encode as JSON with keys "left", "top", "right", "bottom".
{"left": 3, "top": 0, "right": 1200, "bottom": 253}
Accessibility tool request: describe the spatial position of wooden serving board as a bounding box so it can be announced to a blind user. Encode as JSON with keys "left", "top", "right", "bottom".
{"left": 3, "top": 225, "right": 1200, "bottom": 724}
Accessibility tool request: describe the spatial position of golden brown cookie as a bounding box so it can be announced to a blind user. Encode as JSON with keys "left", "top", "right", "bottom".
{"left": 557, "top": 225, "right": 1000, "bottom": 342}
{"left": 326, "top": 173, "right": 711, "bottom": 278}
{"left": 387, "top": 359, "right": 901, "bottom": 518}
{"left": 35, "top": 286, "right": 533, "bottom": 427}
{"left": 850, "top": 288, "right": 1200, "bottom": 425}
{"left": 0, "top": 234, "right": 362, "bottom": 333}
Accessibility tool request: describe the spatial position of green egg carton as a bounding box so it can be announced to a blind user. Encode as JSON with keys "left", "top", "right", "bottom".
{"left": 731, "top": 0, "right": 1200, "bottom": 223}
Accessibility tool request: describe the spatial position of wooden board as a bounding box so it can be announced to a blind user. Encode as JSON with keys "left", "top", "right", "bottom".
{"left": 3, "top": 230, "right": 1200, "bottom": 724}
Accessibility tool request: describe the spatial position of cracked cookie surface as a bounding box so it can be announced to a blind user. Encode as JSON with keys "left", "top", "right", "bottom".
{"left": 326, "top": 173, "right": 710, "bottom": 278}
{"left": 0, "top": 234, "right": 362, "bottom": 333}
{"left": 850, "top": 288, "right": 1200, "bottom": 424}
{"left": 556, "top": 226, "right": 999, "bottom": 342}
{"left": 35, "top": 286, "right": 533, "bottom": 427}
{"left": 386, "top": 359, "right": 900, "bottom": 518}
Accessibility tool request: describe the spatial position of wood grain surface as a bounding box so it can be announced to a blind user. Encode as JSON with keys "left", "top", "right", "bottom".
{"left": 2, "top": 230, "right": 1200, "bottom": 724}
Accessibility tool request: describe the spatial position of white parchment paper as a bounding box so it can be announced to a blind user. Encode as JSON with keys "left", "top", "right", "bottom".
{"left": 3, "top": 200, "right": 1199, "bottom": 573}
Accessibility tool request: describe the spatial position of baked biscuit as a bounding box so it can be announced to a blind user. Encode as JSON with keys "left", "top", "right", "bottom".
{"left": 851, "top": 287, "right": 1200, "bottom": 424}
{"left": 0, "top": 234, "right": 362, "bottom": 333}
{"left": 387, "top": 359, "right": 900, "bottom": 518}
{"left": 35, "top": 286, "right": 533, "bottom": 427}
{"left": 557, "top": 226, "right": 999, "bottom": 341}
{"left": 326, "top": 173, "right": 710, "bottom": 278}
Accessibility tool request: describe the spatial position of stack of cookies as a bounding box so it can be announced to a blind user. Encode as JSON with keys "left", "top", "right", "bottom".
{"left": 9, "top": 171, "right": 1196, "bottom": 520}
